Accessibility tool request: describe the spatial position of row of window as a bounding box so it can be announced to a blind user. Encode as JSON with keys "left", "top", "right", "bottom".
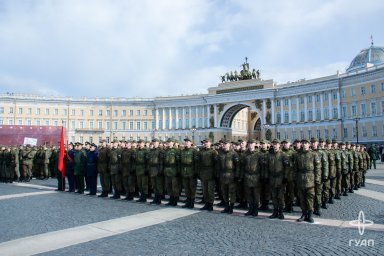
{"left": 73, "top": 134, "right": 197, "bottom": 144}
{"left": 343, "top": 101, "right": 384, "bottom": 118}
{"left": 346, "top": 83, "right": 384, "bottom": 97}
{"left": 343, "top": 126, "right": 379, "bottom": 138}
{"left": 275, "top": 92, "right": 338, "bottom": 107}
{"left": 276, "top": 128, "right": 338, "bottom": 140}
{"left": 276, "top": 108, "right": 339, "bottom": 123}
{"left": 0, "top": 107, "right": 153, "bottom": 117}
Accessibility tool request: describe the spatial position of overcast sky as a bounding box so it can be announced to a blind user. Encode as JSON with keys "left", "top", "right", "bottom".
{"left": 0, "top": 0, "right": 383, "bottom": 98}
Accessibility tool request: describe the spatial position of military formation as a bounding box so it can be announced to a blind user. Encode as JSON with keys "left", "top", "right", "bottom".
{"left": 0, "top": 137, "right": 375, "bottom": 223}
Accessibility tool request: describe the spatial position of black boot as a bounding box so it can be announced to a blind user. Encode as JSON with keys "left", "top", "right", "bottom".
{"left": 321, "top": 201, "right": 328, "bottom": 209}
{"left": 182, "top": 197, "right": 191, "bottom": 208}
{"left": 245, "top": 204, "right": 254, "bottom": 216}
{"left": 215, "top": 200, "right": 226, "bottom": 207}
{"left": 297, "top": 211, "right": 306, "bottom": 222}
{"left": 306, "top": 210, "right": 314, "bottom": 223}
{"left": 348, "top": 188, "right": 354, "bottom": 193}
{"left": 150, "top": 195, "right": 160, "bottom": 204}
{"left": 313, "top": 206, "right": 321, "bottom": 216}
{"left": 188, "top": 198, "right": 195, "bottom": 209}
{"left": 136, "top": 194, "right": 144, "bottom": 202}
{"left": 284, "top": 202, "right": 293, "bottom": 213}
{"left": 200, "top": 203, "right": 209, "bottom": 211}
{"left": 207, "top": 203, "right": 213, "bottom": 211}
{"left": 342, "top": 191, "right": 348, "bottom": 196}
{"left": 278, "top": 207, "right": 284, "bottom": 220}
{"left": 269, "top": 208, "right": 278, "bottom": 219}
{"left": 228, "top": 203, "right": 234, "bottom": 214}
{"left": 260, "top": 200, "right": 270, "bottom": 211}
{"left": 98, "top": 192, "right": 108, "bottom": 198}
{"left": 172, "top": 196, "right": 179, "bottom": 206}
{"left": 142, "top": 194, "right": 147, "bottom": 203}
{"left": 252, "top": 204, "right": 259, "bottom": 216}
{"left": 353, "top": 185, "right": 358, "bottom": 190}
{"left": 110, "top": 193, "right": 120, "bottom": 199}
{"left": 334, "top": 193, "right": 341, "bottom": 199}
{"left": 328, "top": 197, "right": 334, "bottom": 204}
{"left": 166, "top": 196, "right": 174, "bottom": 206}
{"left": 221, "top": 203, "right": 229, "bottom": 213}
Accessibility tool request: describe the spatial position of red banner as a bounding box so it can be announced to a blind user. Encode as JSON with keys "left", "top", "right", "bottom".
{"left": 57, "top": 126, "right": 65, "bottom": 176}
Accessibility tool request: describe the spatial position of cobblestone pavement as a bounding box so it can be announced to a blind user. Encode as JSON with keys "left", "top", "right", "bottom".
{"left": 0, "top": 162, "right": 383, "bottom": 255}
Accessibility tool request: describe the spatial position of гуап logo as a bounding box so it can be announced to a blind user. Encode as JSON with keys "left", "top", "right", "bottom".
{"left": 348, "top": 211, "right": 374, "bottom": 247}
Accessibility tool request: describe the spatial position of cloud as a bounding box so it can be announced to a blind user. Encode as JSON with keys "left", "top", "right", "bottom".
{"left": 0, "top": 0, "right": 383, "bottom": 98}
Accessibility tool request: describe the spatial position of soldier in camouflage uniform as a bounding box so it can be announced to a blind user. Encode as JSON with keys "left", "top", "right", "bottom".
{"left": 22, "top": 145, "right": 36, "bottom": 182}
{"left": 361, "top": 146, "right": 370, "bottom": 187}
{"left": 97, "top": 139, "right": 110, "bottom": 197}
{"left": 347, "top": 143, "right": 356, "bottom": 193}
{"left": 42, "top": 145, "right": 51, "bottom": 179}
{"left": 354, "top": 145, "right": 363, "bottom": 190}
{"left": 236, "top": 139, "right": 248, "bottom": 209}
{"left": 259, "top": 140, "right": 271, "bottom": 210}
{"left": 217, "top": 139, "right": 240, "bottom": 214}
{"left": 340, "top": 142, "right": 350, "bottom": 197}
{"left": 109, "top": 140, "right": 123, "bottom": 199}
{"left": 163, "top": 139, "right": 180, "bottom": 206}
{"left": 266, "top": 139, "right": 288, "bottom": 220}
{"left": 282, "top": 139, "right": 295, "bottom": 213}
{"left": 196, "top": 138, "right": 218, "bottom": 211}
{"left": 134, "top": 139, "right": 149, "bottom": 202}
{"left": 325, "top": 139, "right": 336, "bottom": 204}
{"left": 180, "top": 138, "right": 198, "bottom": 209}
{"left": 243, "top": 139, "right": 262, "bottom": 216}
{"left": 121, "top": 141, "right": 135, "bottom": 200}
{"left": 294, "top": 138, "right": 321, "bottom": 223}
{"left": 333, "top": 140, "right": 342, "bottom": 200}
{"left": 147, "top": 139, "right": 164, "bottom": 205}
{"left": 311, "top": 138, "right": 328, "bottom": 216}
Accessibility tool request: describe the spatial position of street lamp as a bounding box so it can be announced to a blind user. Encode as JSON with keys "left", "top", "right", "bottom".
{"left": 190, "top": 128, "right": 197, "bottom": 144}
{"left": 354, "top": 117, "right": 360, "bottom": 144}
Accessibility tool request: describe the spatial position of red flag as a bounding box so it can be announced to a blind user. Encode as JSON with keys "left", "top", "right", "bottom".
{"left": 58, "top": 126, "right": 65, "bottom": 176}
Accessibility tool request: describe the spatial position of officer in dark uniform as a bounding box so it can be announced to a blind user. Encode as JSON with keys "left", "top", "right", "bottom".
{"left": 86, "top": 143, "right": 98, "bottom": 195}
{"left": 64, "top": 142, "right": 75, "bottom": 192}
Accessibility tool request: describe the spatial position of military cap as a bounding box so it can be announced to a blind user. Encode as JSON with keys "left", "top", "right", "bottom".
{"left": 271, "top": 138, "right": 280, "bottom": 144}
{"left": 152, "top": 138, "right": 159, "bottom": 142}
{"left": 131, "top": 140, "right": 137, "bottom": 143}
{"left": 247, "top": 138, "right": 256, "bottom": 143}
{"left": 68, "top": 142, "right": 74, "bottom": 146}
{"left": 166, "top": 138, "right": 174, "bottom": 143}
{"left": 90, "top": 143, "right": 97, "bottom": 148}
{"left": 281, "top": 139, "right": 290, "bottom": 143}
{"left": 310, "top": 137, "right": 318, "bottom": 143}
{"left": 332, "top": 139, "right": 338, "bottom": 144}
{"left": 100, "top": 139, "right": 107, "bottom": 143}
{"left": 137, "top": 139, "right": 145, "bottom": 143}
{"left": 326, "top": 139, "right": 332, "bottom": 144}
{"left": 301, "top": 138, "right": 310, "bottom": 143}
{"left": 75, "top": 142, "right": 83, "bottom": 146}
{"left": 238, "top": 139, "right": 245, "bottom": 143}
{"left": 184, "top": 137, "right": 192, "bottom": 142}
{"left": 345, "top": 141, "right": 351, "bottom": 145}
{"left": 84, "top": 141, "right": 90, "bottom": 145}
{"left": 201, "top": 138, "right": 212, "bottom": 143}
{"left": 319, "top": 138, "right": 325, "bottom": 143}
{"left": 259, "top": 139, "right": 268, "bottom": 144}
{"left": 293, "top": 139, "right": 300, "bottom": 144}
{"left": 112, "top": 139, "right": 119, "bottom": 143}
{"left": 221, "top": 138, "right": 231, "bottom": 144}
{"left": 339, "top": 141, "right": 345, "bottom": 145}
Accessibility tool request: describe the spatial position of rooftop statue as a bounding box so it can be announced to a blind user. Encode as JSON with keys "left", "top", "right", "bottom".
{"left": 221, "top": 57, "right": 261, "bottom": 83}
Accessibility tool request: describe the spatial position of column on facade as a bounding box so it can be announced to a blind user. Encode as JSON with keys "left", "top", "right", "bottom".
{"left": 262, "top": 99, "right": 266, "bottom": 124}
{"left": 169, "top": 108, "right": 172, "bottom": 129}
{"left": 162, "top": 108, "right": 165, "bottom": 130}
{"left": 189, "top": 106, "right": 192, "bottom": 128}
{"left": 202, "top": 106, "right": 205, "bottom": 128}
{"left": 214, "top": 104, "right": 218, "bottom": 128}
{"left": 271, "top": 100, "right": 275, "bottom": 124}
{"left": 195, "top": 106, "right": 199, "bottom": 128}
{"left": 175, "top": 107, "right": 179, "bottom": 129}
{"left": 296, "top": 97, "right": 300, "bottom": 122}
{"left": 182, "top": 107, "right": 186, "bottom": 129}
{"left": 320, "top": 94, "right": 324, "bottom": 120}
{"left": 304, "top": 95, "right": 308, "bottom": 122}
{"left": 206, "top": 105, "right": 209, "bottom": 127}
{"left": 312, "top": 95, "right": 316, "bottom": 121}
{"left": 328, "top": 92, "right": 332, "bottom": 119}
{"left": 155, "top": 108, "right": 159, "bottom": 130}
{"left": 288, "top": 98, "right": 292, "bottom": 123}
{"left": 336, "top": 91, "right": 341, "bottom": 119}
{"left": 280, "top": 98, "right": 284, "bottom": 124}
